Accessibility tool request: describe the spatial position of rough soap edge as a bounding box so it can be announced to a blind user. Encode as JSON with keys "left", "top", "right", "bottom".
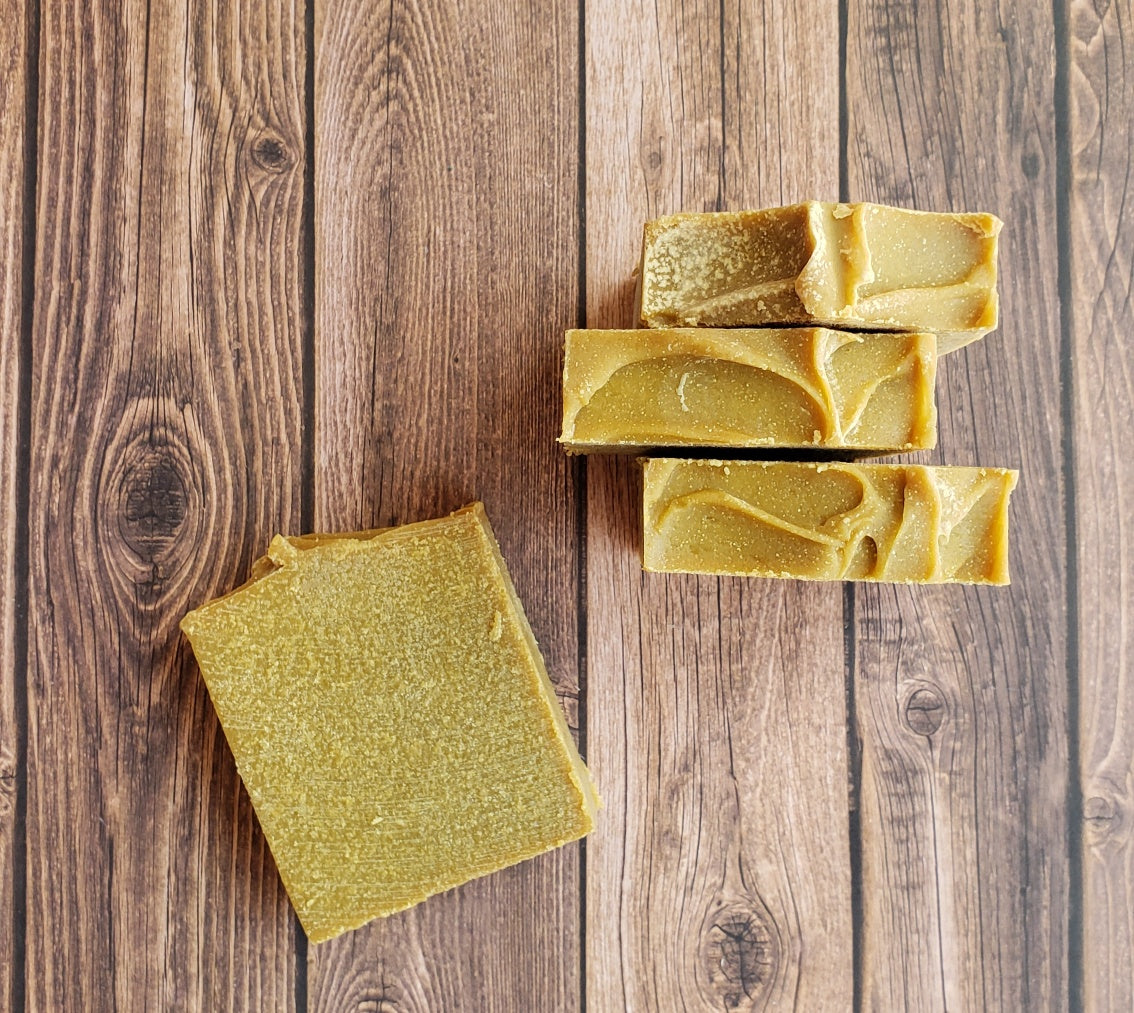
{"left": 641, "top": 201, "right": 1002, "bottom": 235}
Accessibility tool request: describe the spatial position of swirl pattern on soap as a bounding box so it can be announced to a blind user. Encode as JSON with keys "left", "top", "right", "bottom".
{"left": 643, "top": 461, "right": 1016, "bottom": 585}
{"left": 640, "top": 204, "right": 1000, "bottom": 341}
{"left": 563, "top": 328, "right": 935, "bottom": 451}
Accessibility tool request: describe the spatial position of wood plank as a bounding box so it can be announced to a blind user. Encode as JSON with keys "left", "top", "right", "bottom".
{"left": 847, "top": 1, "right": 1070, "bottom": 1008}
{"left": 311, "top": 0, "right": 581, "bottom": 1007}
{"left": 1069, "top": 0, "right": 1134, "bottom": 1006}
{"left": 0, "top": 0, "right": 27, "bottom": 1006}
{"left": 584, "top": 1, "right": 853, "bottom": 1008}
{"left": 26, "top": 0, "right": 306, "bottom": 1006}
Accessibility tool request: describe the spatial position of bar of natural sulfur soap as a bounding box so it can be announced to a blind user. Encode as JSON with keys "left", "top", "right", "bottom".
{"left": 638, "top": 202, "right": 1002, "bottom": 352}
{"left": 559, "top": 327, "right": 936, "bottom": 452}
{"left": 642, "top": 459, "right": 1017, "bottom": 584}
{"left": 181, "top": 503, "right": 599, "bottom": 943}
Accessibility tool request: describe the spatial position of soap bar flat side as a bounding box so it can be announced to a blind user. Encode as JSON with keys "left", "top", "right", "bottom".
{"left": 641, "top": 458, "right": 1018, "bottom": 584}
{"left": 637, "top": 202, "right": 1001, "bottom": 352}
{"left": 559, "top": 326, "right": 937, "bottom": 453}
{"left": 180, "top": 503, "right": 598, "bottom": 943}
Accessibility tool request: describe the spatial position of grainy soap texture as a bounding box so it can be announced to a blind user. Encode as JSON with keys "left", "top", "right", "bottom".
{"left": 560, "top": 326, "right": 936, "bottom": 452}
{"left": 180, "top": 504, "right": 599, "bottom": 943}
{"left": 642, "top": 459, "right": 1017, "bottom": 584}
{"left": 638, "top": 202, "right": 1001, "bottom": 352}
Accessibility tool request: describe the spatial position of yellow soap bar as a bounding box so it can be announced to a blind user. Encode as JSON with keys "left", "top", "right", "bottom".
{"left": 638, "top": 202, "right": 1001, "bottom": 352}
{"left": 559, "top": 327, "right": 936, "bottom": 452}
{"left": 181, "top": 503, "right": 599, "bottom": 943}
{"left": 642, "top": 459, "right": 1017, "bottom": 584}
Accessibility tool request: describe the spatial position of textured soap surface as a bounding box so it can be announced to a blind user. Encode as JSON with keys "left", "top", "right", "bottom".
{"left": 181, "top": 504, "right": 598, "bottom": 943}
{"left": 560, "top": 327, "right": 936, "bottom": 452}
{"left": 638, "top": 202, "right": 1001, "bottom": 352}
{"left": 642, "top": 459, "right": 1017, "bottom": 584}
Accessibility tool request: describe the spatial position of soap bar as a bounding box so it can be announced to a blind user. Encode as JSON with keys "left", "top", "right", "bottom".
{"left": 181, "top": 504, "right": 599, "bottom": 942}
{"left": 559, "top": 327, "right": 936, "bottom": 452}
{"left": 642, "top": 459, "right": 1017, "bottom": 584}
{"left": 638, "top": 202, "right": 1001, "bottom": 352}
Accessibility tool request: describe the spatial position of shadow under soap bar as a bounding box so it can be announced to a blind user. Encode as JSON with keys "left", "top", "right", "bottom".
{"left": 638, "top": 202, "right": 1001, "bottom": 352}
{"left": 181, "top": 503, "right": 599, "bottom": 943}
{"left": 642, "top": 459, "right": 1017, "bottom": 584}
{"left": 560, "top": 327, "right": 936, "bottom": 452}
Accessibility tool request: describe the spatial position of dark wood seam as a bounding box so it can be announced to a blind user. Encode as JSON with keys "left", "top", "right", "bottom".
{"left": 294, "top": 0, "right": 317, "bottom": 1006}
{"left": 10, "top": 0, "right": 40, "bottom": 1009}
{"left": 576, "top": 1, "right": 588, "bottom": 1009}
{"left": 837, "top": 2, "right": 864, "bottom": 1008}
{"left": 1053, "top": 0, "right": 1082, "bottom": 1008}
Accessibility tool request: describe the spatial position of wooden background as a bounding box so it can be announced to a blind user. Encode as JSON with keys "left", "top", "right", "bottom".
{"left": 0, "top": 0, "right": 1129, "bottom": 1008}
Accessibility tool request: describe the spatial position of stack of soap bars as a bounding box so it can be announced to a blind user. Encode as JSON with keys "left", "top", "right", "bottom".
{"left": 560, "top": 201, "right": 1018, "bottom": 584}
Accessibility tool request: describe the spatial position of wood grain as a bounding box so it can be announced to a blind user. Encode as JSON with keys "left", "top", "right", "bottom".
{"left": 584, "top": 1, "right": 854, "bottom": 1008}
{"left": 1069, "top": 0, "right": 1134, "bottom": 1006}
{"left": 0, "top": 0, "right": 27, "bottom": 1007}
{"left": 26, "top": 0, "right": 306, "bottom": 1006}
{"left": 847, "top": 1, "right": 1070, "bottom": 1008}
{"left": 311, "top": 0, "right": 581, "bottom": 1007}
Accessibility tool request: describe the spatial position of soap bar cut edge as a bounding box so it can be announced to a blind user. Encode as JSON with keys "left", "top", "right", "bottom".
{"left": 636, "top": 201, "right": 1003, "bottom": 352}
{"left": 558, "top": 326, "right": 938, "bottom": 453}
{"left": 640, "top": 459, "right": 1019, "bottom": 585}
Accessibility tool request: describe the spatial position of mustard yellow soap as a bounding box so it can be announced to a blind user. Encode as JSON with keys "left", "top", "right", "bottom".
{"left": 181, "top": 503, "right": 599, "bottom": 943}
{"left": 559, "top": 327, "right": 937, "bottom": 452}
{"left": 638, "top": 202, "right": 1002, "bottom": 352}
{"left": 642, "top": 459, "right": 1017, "bottom": 584}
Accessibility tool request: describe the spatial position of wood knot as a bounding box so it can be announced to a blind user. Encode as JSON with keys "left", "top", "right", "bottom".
{"left": 1084, "top": 795, "right": 1120, "bottom": 836}
{"left": 700, "top": 903, "right": 778, "bottom": 1009}
{"left": 251, "top": 134, "right": 290, "bottom": 173}
{"left": 121, "top": 450, "right": 189, "bottom": 556}
{"left": 904, "top": 687, "right": 945, "bottom": 736}
{"left": 355, "top": 980, "right": 400, "bottom": 1012}
{"left": 98, "top": 401, "right": 213, "bottom": 613}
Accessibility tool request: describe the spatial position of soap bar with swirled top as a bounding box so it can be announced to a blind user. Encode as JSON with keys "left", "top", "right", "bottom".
{"left": 642, "top": 459, "right": 1017, "bottom": 584}
{"left": 180, "top": 503, "right": 599, "bottom": 943}
{"left": 559, "top": 327, "right": 937, "bottom": 452}
{"left": 638, "top": 203, "right": 1001, "bottom": 353}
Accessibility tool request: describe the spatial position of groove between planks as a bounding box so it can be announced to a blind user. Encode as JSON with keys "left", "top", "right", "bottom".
{"left": 1, "top": 0, "right": 30, "bottom": 1008}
